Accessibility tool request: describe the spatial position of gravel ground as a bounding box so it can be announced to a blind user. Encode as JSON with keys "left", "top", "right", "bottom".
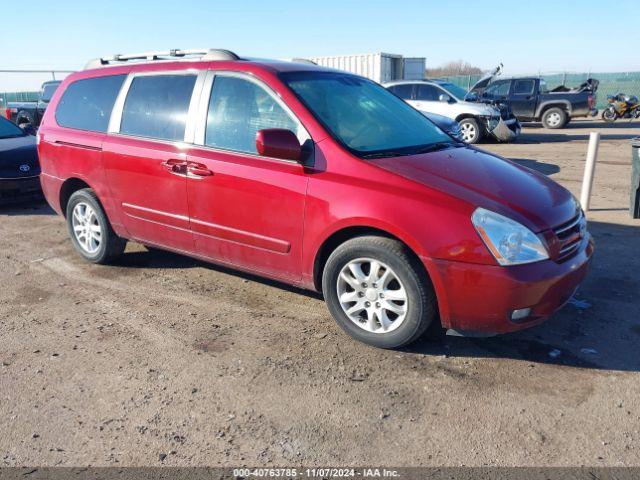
{"left": 1, "top": 118, "right": 639, "bottom": 467}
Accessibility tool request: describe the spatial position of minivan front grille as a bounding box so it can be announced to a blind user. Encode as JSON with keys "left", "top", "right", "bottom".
{"left": 558, "top": 237, "right": 581, "bottom": 258}
{"left": 552, "top": 210, "right": 585, "bottom": 262}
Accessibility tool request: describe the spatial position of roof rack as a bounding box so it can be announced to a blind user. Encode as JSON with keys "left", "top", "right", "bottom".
{"left": 84, "top": 49, "right": 240, "bottom": 70}
{"left": 290, "top": 58, "right": 317, "bottom": 65}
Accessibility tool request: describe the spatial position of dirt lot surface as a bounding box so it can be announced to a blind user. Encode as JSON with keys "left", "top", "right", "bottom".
{"left": 1, "top": 118, "right": 639, "bottom": 467}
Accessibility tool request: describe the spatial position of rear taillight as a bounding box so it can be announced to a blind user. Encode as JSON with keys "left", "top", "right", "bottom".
{"left": 588, "top": 95, "right": 594, "bottom": 109}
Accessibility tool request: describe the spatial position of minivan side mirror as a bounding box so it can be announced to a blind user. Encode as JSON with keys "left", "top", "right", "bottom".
{"left": 256, "top": 129, "right": 301, "bottom": 161}
{"left": 438, "top": 93, "right": 451, "bottom": 103}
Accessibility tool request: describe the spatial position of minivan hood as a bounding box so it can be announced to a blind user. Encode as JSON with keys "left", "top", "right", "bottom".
{"left": 371, "top": 146, "right": 576, "bottom": 232}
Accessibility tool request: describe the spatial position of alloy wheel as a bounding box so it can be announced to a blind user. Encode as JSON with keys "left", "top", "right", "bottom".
{"left": 71, "top": 202, "right": 102, "bottom": 254}
{"left": 336, "top": 258, "right": 408, "bottom": 334}
{"left": 460, "top": 122, "right": 477, "bottom": 142}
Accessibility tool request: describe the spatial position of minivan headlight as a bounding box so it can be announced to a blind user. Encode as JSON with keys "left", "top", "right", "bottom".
{"left": 471, "top": 207, "right": 549, "bottom": 266}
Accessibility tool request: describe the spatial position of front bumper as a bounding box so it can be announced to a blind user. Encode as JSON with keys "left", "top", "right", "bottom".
{"left": 422, "top": 234, "right": 594, "bottom": 334}
{"left": 0, "top": 175, "right": 42, "bottom": 204}
{"left": 485, "top": 117, "right": 521, "bottom": 142}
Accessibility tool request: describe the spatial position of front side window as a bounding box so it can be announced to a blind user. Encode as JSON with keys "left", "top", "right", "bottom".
{"left": 205, "top": 75, "right": 301, "bottom": 155}
{"left": 513, "top": 80, "right": 535, "bottom": 95}
{"left": 415, "top": 84, "right": 441, "bottom": 101}
{"left": 55, "top": 75, "right": 126, "bottom": 132}
{"left": 120, "top": 74, "right": 197, "bottom": 141}
{"left": 282, "top": 72, "right": 453, "bottom": 157}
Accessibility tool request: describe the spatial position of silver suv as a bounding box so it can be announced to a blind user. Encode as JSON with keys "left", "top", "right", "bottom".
{"left": 384, "top": 80, "right": 520, "bottom": 144}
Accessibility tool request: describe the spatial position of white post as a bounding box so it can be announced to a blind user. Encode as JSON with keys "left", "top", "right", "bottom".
{"left": 580, "top": 132, "right": 600, "bottom": 211}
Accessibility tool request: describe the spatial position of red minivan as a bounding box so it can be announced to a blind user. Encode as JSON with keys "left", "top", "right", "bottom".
{"left": 37, "top": 49, "right": 593, "bottom": 348}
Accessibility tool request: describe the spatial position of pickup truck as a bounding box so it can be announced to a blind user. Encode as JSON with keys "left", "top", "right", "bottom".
{"left": 4, "top": 80, "right": 61, "bottom": 128}
{"left": 467, "top": 76, "right": 598, "bottom": 129}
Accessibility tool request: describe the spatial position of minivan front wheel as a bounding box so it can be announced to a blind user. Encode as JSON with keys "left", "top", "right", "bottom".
{"left": 66, "top": 189, "right": 126, "bottom": 264}
{"left": 322, "top": 236, "right": 437, "bottom": 348}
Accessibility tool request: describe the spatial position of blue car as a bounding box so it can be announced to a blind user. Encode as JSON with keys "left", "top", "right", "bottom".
{"left": 421, "top": 111, "right": 464, "bottom": 142}
{"left": 0, "top": 117, "right": 41, "bottom": 204}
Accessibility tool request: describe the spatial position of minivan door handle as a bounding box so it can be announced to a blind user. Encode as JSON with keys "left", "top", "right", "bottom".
{"left": 186, "top": 162, "right": 213, "bottom": 178}
{"left": 161, "top": 159, "right": 188, "bottom": 175}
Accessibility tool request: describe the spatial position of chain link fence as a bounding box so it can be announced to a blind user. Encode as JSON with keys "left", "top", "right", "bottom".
{"left": 0, "top": 70, "right": 74, "bottom": 108}
{"left": 433, "top": 71, "right": 640, "bottom": 110}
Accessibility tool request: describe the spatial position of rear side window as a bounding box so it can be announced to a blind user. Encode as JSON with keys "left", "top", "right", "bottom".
{"left": 513, "top": 80, "right": 535, "bottom": 95}
{"left": 205, "top": 75, "right": 300, "bottom": 154}
{"left": 539, "top": 80, "right": 548, "bottom": 93}
{"left": 55, "top": 75, "right": 126, "bottom": 132}
{"left": 120, "top": 74, "right": 197, "bottom": 141}
{"left": 388, "top": 84, "right": 414, "bottom": 100}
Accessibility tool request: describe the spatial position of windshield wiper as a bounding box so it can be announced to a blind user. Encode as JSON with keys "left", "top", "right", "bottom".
{"left": 361, "top": 150, "right": 417, "bottom": 159}
{"left": 361, "top": 141, "right": 464, "bottom": 159}
{"left": 411, "top": 142, "right": 463, "bottom": 154}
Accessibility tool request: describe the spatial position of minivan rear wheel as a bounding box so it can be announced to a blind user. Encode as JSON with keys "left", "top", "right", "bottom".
{"left": 322, "top": 236, "right": 437, "bottom": 348}
{"left": 66, "top": 188, "right": 126, "bottom": 264}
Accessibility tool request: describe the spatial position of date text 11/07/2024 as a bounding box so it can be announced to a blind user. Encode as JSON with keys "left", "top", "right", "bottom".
{"left": 232, "top": 467, "right": 400, "bottom": 478}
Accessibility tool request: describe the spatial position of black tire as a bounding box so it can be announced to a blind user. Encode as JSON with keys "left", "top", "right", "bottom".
{"left": 601, "top": 107, "right": 617, "bottom": 123}
{"left": 65, "top": 188, "right": 126, "bottom": 264}
{"left": 322, "top": 236, "right": 437, "bottom": 349}
{"left": 541, "top": 107, "right": 568, "bottom": 129}
{"left": 458, "top": 118, "right": 483, "bottom": 144}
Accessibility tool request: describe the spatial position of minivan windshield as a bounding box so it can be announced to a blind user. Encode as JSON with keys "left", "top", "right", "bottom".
{"left": 0, "top": 117, "right": 25, "bottom": 139}
{"left": 281, "top": 72, "right": 456, "bottom": 158}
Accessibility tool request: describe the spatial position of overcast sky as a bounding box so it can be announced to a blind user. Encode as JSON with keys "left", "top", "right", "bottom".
{"left": 1, "top": 0, "right": 638, "bottom": 90}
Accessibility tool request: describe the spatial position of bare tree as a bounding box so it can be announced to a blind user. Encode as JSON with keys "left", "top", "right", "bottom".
{"left": 425, "top": 60, "right": 483, "bottom": 78}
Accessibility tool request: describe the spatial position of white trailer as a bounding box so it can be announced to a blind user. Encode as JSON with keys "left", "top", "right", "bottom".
{"left": 402, "top": 57, "right": 427, "bottom": 80}
{"left": 307, "top": 53, "right": 425, "bottom": 84}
